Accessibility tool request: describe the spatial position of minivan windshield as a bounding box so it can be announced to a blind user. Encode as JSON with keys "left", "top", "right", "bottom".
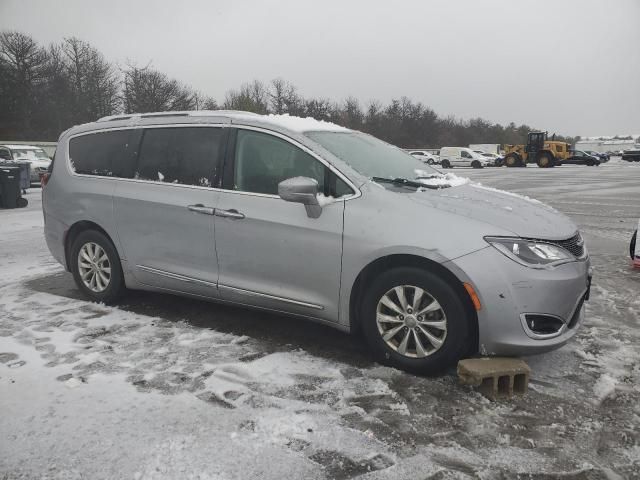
{"left": 306, "top": 131, "right": 439, "bottom": 182}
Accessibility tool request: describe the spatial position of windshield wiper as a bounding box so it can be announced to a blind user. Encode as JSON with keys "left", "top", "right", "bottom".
{"left": 372, "top": 176, "right": 444, "bottom": 190}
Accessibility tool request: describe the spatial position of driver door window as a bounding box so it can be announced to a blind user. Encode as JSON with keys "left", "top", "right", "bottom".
{"left": 232, "top": 129, "right": 351, "bottom": 197}
{"left": 459, "top": 150, "right": 471, "bottom": 165}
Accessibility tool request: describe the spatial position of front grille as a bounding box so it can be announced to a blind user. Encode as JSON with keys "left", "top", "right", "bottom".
{"left": 549, "top": 232, "right": 585, "bottom": 258}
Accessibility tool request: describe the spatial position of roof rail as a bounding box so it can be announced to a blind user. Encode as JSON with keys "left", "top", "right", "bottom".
{"left": 97, "top": 110, "right": 262, "bottom": 122}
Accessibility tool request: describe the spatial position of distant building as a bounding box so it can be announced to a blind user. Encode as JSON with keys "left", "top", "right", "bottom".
{"left": 575, "top": 135, "right": 640, "bottom": 153}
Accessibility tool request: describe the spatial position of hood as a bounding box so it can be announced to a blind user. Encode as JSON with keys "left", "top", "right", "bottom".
{"left": 27, "top": 158, "right": 51, "bottom": 168}
{"left": 407, "top": 183, "right": 577, "bottom": 240}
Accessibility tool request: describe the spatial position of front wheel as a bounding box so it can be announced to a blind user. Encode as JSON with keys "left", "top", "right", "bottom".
{"left": 630, "top": 230, "right": 637, "bottom": 260}
{"left": 505, "top": 154, "right": 521, "bottom": 167}
{"left": 70, "top": 230, "right": 125, "bottom": 304}
{"left": 360, "top": 267, "right": 473, "bottom": 375}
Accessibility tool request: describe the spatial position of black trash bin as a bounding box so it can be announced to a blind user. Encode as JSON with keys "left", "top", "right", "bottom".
{"left": 14, "top": 161, "right": 31, "bottom": 192}
{"left": 0, "top": 165, "right": 22, "bottom": 209}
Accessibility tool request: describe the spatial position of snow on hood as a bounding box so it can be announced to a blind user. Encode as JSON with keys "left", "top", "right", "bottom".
{"left": 416, "top": 172, "right": 470, "bottom": 188}
{"left": 407, "top": 181, "right": 577, "bottom": 239}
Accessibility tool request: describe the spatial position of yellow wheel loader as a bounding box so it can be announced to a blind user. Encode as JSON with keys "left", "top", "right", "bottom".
{"left": 503, "top": 132, "right": 571, "bottom": 168}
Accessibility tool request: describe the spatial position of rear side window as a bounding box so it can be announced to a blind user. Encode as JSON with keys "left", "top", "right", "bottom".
{"left": 69, "top": 130, "right": 140, "bottom": 178}
{"left": 136, "top": 127, "right": 223, "bottom": 187}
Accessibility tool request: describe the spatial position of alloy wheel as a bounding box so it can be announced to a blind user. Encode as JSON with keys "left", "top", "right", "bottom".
{"left": 376, "top": 285, "right": 448, "bottom": 358}
{"left": 77, "top": 242, "right": 111, "bottom": 293}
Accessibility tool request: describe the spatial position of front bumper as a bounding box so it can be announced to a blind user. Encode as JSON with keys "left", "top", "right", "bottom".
{"left": 450, "top": 246, "right": 591, "bottom": 356}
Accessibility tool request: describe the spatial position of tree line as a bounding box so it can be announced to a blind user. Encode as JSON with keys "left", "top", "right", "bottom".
{"left": 0, "top": 31, "right": 577, "bottom": 147}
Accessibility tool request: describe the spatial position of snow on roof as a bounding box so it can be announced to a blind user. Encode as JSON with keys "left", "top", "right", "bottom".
{"left": 246, "top": 113, "right": 349, "bottom": 133}
{"left": 96, "top": 110, "right": 349, "bottom": 133}
{"left": 0, "top": 144, "right": 43, "bottom": 149}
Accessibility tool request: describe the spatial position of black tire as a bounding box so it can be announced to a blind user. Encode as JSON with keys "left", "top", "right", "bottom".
{"left": 70, "top": 229, "right": 125, "bottom": 304}
{"left": 441, "top": 159, "right": 451, "bottom": 169}
{"left": 505, "top": 154, "right": 519, "bottom": 168}
{"left": 471, "top": 160, "right": 482, "bottom": 169}
{"left": 631, "top": 230, "right": 637, "bottom": 260}
{"left": 427, "top": 159, "right": 434, "bottom": 165}
{"left": 360, "top": 267, "right": 473, "bottom": 375}
{"left": 536, "top": 152, "right": 553, "bottom": 168}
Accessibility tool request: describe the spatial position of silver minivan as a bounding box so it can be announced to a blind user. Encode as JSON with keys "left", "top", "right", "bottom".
{"left": 42, "top": 111, "right": 591, "bottom": 373}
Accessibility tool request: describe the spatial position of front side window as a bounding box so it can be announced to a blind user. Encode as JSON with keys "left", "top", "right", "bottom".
{"left": 69, "top": 130, "right": 139, "bottom": 178}
{"left": 136, "top": 127, "right": 223, "bottom": 187}
{"left": 233, "top": 129, "right": 351, "bottom": 197}
{"left": 0, "top": 148, "right": 11, "bottom": 160}
{"left": 461, "top": 150, "right": 472, "bottom": 158}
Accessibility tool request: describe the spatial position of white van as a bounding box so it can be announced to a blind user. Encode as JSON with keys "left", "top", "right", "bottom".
{"left": 439, "top": 147, "right": 491, "bottom": 169}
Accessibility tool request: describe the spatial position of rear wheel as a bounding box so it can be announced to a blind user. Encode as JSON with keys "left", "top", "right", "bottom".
{"left": 471, "top": 160, "right": 482, "bottom": 169}
{"left": 630, "top": 230, "right": 637, "bottom": 260}
{"left": 70, "top": 230, "right": 125, "bottom": 304}
{"left": 441, "top": 159, "right": 451, "bottom": 169}
{"left": 360, "top": 267, "right": 473, "bottom": 375}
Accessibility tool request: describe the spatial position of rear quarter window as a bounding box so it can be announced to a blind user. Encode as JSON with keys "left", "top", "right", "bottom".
{"left": 69, "top": 130, "right": 140, "bottom": 178}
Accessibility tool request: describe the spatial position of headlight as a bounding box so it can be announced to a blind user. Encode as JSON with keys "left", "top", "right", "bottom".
{"left": 485, "top": 236, "right": 574, "bottom": 268}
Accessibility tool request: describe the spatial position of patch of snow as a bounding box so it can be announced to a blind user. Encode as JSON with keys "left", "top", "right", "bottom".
{"left": 593, "top": 374, "right": 618, "bottom": 405}
{"left": 417, "top": 172, "right": 470, "bottom": 188}
{"left": 316, "top": 193, "right": 336, "bottom": 207}
{"left": 247, "top": 113, "right": 350, "bottom": 133}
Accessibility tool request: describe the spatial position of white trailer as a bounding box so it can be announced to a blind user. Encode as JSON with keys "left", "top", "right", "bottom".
{"left": 469, "top": 144, "right": 501, "bottom": 154}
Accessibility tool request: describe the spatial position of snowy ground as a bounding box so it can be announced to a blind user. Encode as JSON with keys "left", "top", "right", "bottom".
{"left": 1, "top": 159, "right": 639, "bottom": 479}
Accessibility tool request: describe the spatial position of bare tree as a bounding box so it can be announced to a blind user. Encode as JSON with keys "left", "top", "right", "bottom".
{"left": 269, "top": 78, "right": 302, "bottom": 114}
{"left": 122, "top": 65, "right": 195, "bottom": 113}
{"left": 62, "top": 37, "right": 120, "bottom": 122}
{"left": 223, "top": 80, "right": 269, "bottom": 113}
{"left": 192, "top": 91, "right": 218, "bottom": 110}
{"left": 0, "top": 31, "right": 47, "bottom": 138}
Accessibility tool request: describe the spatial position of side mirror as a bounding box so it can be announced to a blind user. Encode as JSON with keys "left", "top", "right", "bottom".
{"left": 278, "top": 176, "right": 322, "bottom": 218}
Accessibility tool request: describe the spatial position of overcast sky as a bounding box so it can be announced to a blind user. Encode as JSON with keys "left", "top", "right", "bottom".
{"left": 1, "top": 0, "right": 638, "bottom": 137}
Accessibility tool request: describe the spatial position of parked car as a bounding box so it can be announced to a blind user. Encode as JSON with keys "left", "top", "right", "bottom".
{"left": 473, "top": 150, "right": 503, "bottom": 167}
{"left": 42, "top": 111, "right": 591, "bottom": 374}
{"left": 561, "top": 150, "right": 600, "bottom": 166}
{"left": 439, "top": 147, "right": 492, "bottom": 168}
{"left": 409, "top": 150, "right": 440, "bottom": 165}
{"left": 585, "top": 151, "right": 609, "bottom": 162}
{"left": 622, "top": 149, "right": 640, "bottom": 162}
{"left": 0, "top": 144, "right": 52, "bottom": 183}
{"left": 631, "top": 221, "right": 639, "bottom": 268}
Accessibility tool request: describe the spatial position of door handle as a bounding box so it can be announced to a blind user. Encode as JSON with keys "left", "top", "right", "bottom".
{"left": 187, "top": 204, "right": 215, "bottom": 215}
{"left": 215, "top": 208, "right": 245, "bottom": 220}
